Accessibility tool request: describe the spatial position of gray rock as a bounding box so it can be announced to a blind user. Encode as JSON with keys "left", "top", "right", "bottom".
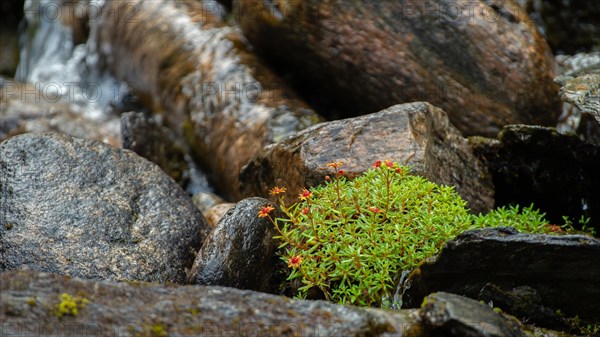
{"left": 402, "top": 227, "right": 600, "bottom": 324}
{"left": 0, "top": 270, "right": 414, "bottom": 337}
{"left": 187, "top": 198, "right": 277, "bottom": 292}
{"left": 240, "top": 102, "right": 494, "bottom": 214}
{"left": 557, "top": 72, "right": 600, "bottom": 124}
{"left": 416, "top": 292, "right": 527, "bottom": 337}
{"left": 0, "top": 81, "right": 121, "bottom": 146}
{"left": 470, "top": 125, "right": 600, "bottom": 232}
{"left": 0, "top": 133, "right": 210, "bottom": 283}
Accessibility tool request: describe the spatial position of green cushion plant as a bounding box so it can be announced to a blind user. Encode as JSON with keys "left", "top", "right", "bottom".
{"left": 257, "top": 160, "right": 592, "bottom": 308}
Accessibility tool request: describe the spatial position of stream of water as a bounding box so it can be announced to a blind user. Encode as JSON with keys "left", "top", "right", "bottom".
{"left": 14, "top": 0, "right": 214, "bottom": 195}
{"left": 16, "top": 0, "right": 129, "bottom": 118}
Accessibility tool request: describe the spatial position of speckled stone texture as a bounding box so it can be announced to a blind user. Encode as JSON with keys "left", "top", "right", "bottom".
{"left": 0, "top": 133, "right": 210, "bottom": 283}
{"left": 0, "top": 270, "right": 413, "bottom": 337}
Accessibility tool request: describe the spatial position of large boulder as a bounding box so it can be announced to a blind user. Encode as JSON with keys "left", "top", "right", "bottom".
{"left": 94, "top": 0, "right": 323, "bottom": 199}
{"left": 233, "top": 0, "right": 560, "bottom": 137}
{"left": 240, "top": 102, "right": 494, "bottom": 214}
{"left": 0, "top": 133, "right": 210, "bottom": 283}
{"left": 0, "top": 270, "right": 413, "bottom": 337}
{"left": 1, "top": 270, "right": 539, "bottom": 337}
{"left": 401, "top": 227, "right": 600, "bottom": 324}
{"left": 187, "top": 197, "right": 278, "bottom": 292}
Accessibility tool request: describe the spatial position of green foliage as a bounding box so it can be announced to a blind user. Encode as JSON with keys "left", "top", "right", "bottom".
{"left": 264, "top": 161, "right": 591, "bottom": 308}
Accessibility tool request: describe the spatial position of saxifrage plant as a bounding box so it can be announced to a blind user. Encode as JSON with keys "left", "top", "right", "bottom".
{"left": 258, "top": 160, "right": 591, "bottom": 308}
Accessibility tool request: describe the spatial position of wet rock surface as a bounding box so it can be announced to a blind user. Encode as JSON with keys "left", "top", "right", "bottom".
{"left": 121, "top": 111, "right": 189, "bottom": 186}
{"left": 470, "top": 125, "right": 600, "bottom": 230}
{"left": 0, "top": 81, "right": 121, "bottom": 146}
{"left": 415, "top": 292, "right": 527, "bottom": 337}
{"left": 187, "top": 198, "right": 278, "bottom": 292}
{"left": 402, "top": 227, "right": 600, "bottom": 323}
{"left": 0, "top": 133, "right": 210, "bottom": 283}
{"left": 95, "top": 0, "right": 322, "bottom": 200}
{"left": 234, "top": 0, "right": 559, "bottom": 137}
{"left": 0, "top": 270, "right": 414, "bottom": 337}
{"left": 241, "top": 102, "right": 494, "bottom": 214}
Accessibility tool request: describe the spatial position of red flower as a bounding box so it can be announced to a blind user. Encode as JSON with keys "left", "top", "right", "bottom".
{"left": 287, "top": 255, "right": 303, "bottom": 268}
{"left": 373, "top": 160, "right": 382, "bottom": 168}
{"left": 269, "top": 186, "right": 287, "bottom": 196}
{"left": 368, "top": 206, "right": 382, "bottom": 213}
{"left": 384, "top": 160, "right": 394, "bottom": 168}
{"left": 337, "top": 170, "right": 344, "bottom": 177}
{"left": 257, "top": 205, "right": 275, "bottom": 218}
{"left": 301, "top": 207, "right": 310, "bottom": 215}
{"left": 395, "top": 167, "right": 403, "bottom": 174}
{"left": 299, "top": 188, "right": 312, "bottom": 200}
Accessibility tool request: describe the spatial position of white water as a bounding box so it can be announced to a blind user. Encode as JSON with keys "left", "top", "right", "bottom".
{"left": 15, "top": 0, "right": 129, "bottom": 119}
{"left": 13, "top": 0, "right": 214, "bottom": 195}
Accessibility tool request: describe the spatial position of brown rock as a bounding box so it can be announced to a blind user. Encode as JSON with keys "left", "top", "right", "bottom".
{"left": 240, "top": 102, "right": 494, "bottom": 214}
{"left": 233, "top": 0, "right": 560, "bottom": 137}
{"left": 94, "top": 0, "right": 322, "bottom": 199}
{"left": 204, "top": 203, "right": 236, "bottom": 228}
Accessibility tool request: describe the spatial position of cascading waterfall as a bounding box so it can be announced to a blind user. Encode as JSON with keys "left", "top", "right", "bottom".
{"left": 16, "top": 0, "right": 130, "bottom": 118}
{"left": 13, "top": 0, "right": 214, "bottom": 194}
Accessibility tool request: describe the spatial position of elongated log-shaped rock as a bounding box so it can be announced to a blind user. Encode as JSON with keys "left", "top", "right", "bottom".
{"left": 0, "top": 270, "right": 415, "bottom": 337}
{"left": 233, "top": 0, "right": 560, "bottom": 137}
{"left": 95, "top": 0, "right": 322, "bottom": 199}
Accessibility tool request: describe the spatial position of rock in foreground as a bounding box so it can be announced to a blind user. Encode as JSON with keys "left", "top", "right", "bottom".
{"left": 1, "top": 271, "right": 538, "bottom": 337}
{"left": 415, "top": 292, "right": 527, "bottom": 337}
{"left": 0, "top": 270, "right": 411, "bottom": 337}
{"left": 241, "top": 102, "right": 494, "bottom": 214}
{"left": 187, "top": 198, "right": 278, "bottom": 292}
{"left": 402, "top": 227, "right": 600, "bottom": 324}
{"left": 0, "top": 133, "right": 210, "bottom": 283}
